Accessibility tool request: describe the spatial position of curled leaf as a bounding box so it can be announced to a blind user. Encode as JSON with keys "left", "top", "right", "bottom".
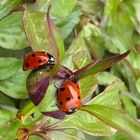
{"left": 27, "top": 68, "right": 50, "bottom": 105}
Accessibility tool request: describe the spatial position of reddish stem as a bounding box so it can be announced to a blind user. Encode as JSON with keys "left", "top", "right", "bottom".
{"left": 46, "top": 5, "right": 60, "bottom": 65}
{"left": 73, "top": 59, "right": 99, "bottom": 79}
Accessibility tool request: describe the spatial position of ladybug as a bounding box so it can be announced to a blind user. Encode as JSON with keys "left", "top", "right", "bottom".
{"left": 22, "top": 51, "right": 55, "bottom": 71}
{"left": 57, "top": 80, "right": 81, "bottom": 114}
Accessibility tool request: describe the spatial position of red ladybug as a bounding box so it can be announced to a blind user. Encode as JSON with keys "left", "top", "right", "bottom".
{"left": 22, "top": 51, "right": 55, "bottom": 71}
{"left": 57, "top": 80, "right": 81, "bottom": 114}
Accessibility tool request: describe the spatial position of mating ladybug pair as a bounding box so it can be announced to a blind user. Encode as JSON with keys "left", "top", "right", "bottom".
{"left": 23, "top": 51, "right": 81, "bottom": 114}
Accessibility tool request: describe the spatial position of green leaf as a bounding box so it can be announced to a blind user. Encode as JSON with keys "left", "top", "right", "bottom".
{"left": 38, "top": 81, "right": 58, "bottom": 112}
{"left": 88, "top": 81, "right": 126, "bottom": 108}
{"left": 80, "top": 104, "right": 140, "bottom": 140}
{"left": 72, "top": 50, "right": 91, "bottom": 68}
{"left": 104, "top": 0, "right": 120, "bottom": 17}
{"left": 0, "top": 109, "right": 16, "bottom": 126}
{"left": 101, "top": 132, "right": 130, "bottom": 140}
{"left": 0, "top": 0, "right": 22, "bottom": 19}
{"left": 35, "top": 0, "right": 77, "bottom": 17}
{"left": 51, "top": 0, "right": 77, "bottom": 17}
{"left": 79, "top": 75, "right": 98, "bottom": 99}
{"left": 136, "top": 78, "right": 140, "bottom": 94}
{"left": 62, "top": 28, "right": 91, "bottom": 70}
{"left": 120, "top": 91, "right": 140, "bottom": 106}
{"left": 128, "top": 50, "right": 140, "bottom": 71}
{"left": 97, "top": 72, "right": 121, "bottom": 85}
{"left": 0, "top": 92, "right": 15, "bottom": 106}
{"left": 63, "top": 129, "right": 87, "bottom": 140}
{"left": 48, "top": 131, "right": 82, "bottom": 140}
{"left": 83, "top": 23, "right": 105, "bottom": 59}
{"left": 0, "top": 120, "right": 21, "bottom": 140}
{"left": 29, "top": 136, "right": 42, "bottom": 140}
{"left": 79, "top": 0, "right": 104, "bottom": 18}
{"left": 0, "top": 69, "right": 29, "bottom": 99}
{"left": 0, "top": 57, "right": 21, "bottom": 80}
{"left": 56, "top": 82, "right": 126, "bottom": 136}
{"left": 111, "top": 62, "right": 139, "bottom": 95}
{"left": 23, "top": 11, "right": 46, "bottom": 51}
{"left": 0, "top": 12, "right": 28, "bottom": 50}
{"left": 23, "top": 9, "right": 64, "bottom": 66}
{"left": 119, "top": 92, "right": 137, "bottom": 118}
{"left": 17, "top": 101, "right": 36, "bottom": 121}
{"left": 56, "top": 6, "right": 80, "bottom": 39}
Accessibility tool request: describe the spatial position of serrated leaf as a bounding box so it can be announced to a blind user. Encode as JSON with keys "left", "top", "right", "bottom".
{"left": 0, "top": 57, "right": 21, "bottom": 80}
{"left": 0, "top": 12, "right": 28, "bottom": 50}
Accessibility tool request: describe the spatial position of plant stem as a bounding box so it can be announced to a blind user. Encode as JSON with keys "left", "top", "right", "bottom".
{"left": 17, "top": 100, "right": 37, "bottom": 121}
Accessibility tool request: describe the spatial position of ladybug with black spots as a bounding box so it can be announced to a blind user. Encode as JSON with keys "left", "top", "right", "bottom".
{"left": 22, "top": 51, "right": 55, "bottom": 71}
{"left": 57, "top": 80, "right": 81, "bottom": 114}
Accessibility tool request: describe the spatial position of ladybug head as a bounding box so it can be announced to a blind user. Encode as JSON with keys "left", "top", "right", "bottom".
{"left": 65, "top": 107, "right": 78, "bottom": 114}
{"left": 47, "top": 53, "right": 55, "bottom": 65}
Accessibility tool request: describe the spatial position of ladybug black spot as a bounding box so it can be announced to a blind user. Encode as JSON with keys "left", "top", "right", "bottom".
{"left": 66, "top": 97, "right": 71, "bottom": 101}
{"left": 41, "top": 51, "right": 45, "bottom": 53}
{"left": 38, "top": 59, "right": 42, "bottom": 63}
{"left": 32, "top": 53, "right": 35, "bottom": 57}
{"left": 60, "top": 87, "right": 65, "bottom": 91}
{"left": 25, "top": 63, "right": 29, "bottom": 67}
{"left": 60, "top": 102, "right": 63, "bottom": 105}
{"left": 78, "top": 96, "right": 80, "bottom": 100}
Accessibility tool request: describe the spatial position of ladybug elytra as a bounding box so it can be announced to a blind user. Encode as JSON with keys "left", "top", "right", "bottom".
{"left": 22, "top": 51, "right": 55, "bottom": 71}
{"left": 57, "top": 80, "right": 81, "bottom": 114}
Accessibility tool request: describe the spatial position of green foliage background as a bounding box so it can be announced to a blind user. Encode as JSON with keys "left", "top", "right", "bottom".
{"left": 0, "top": 0, "right": 140, "bottom": 140}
